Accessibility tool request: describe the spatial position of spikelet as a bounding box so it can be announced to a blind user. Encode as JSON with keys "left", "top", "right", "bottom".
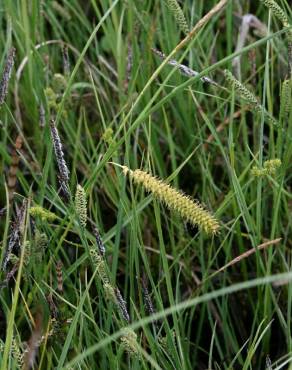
{"left": 260, "top": 0, "right": 290, "bottom": 28}
{"left": 23, "top": 241, "right": 31, "bottom": 266}
{"left": 34, "top": 230, "right": 48, "bottom": 262}
{"left": 251, "top": 167, "right": 267, "bottom": 177}
{"left": 50, "top": 119, "right": 70, "bottom": 181}
{"left": 45, "top": 87, "right": 57, "bottom": 106}
{"left": 0, "top": 47, "right": 16, "bottom": 106}
{"left": 165, "top": 0, "right": 189, "bottom": 35}
{"left": 224, "top": 69, "right": 260, "bottom": 108}
{"left": 52, "top": 73, "right": 67, "bottom": 93}
{"left": 251, "top": 158, "right": 282, "bottom": 177}
{"left": 260, "top": 0, "right": 292, "bottom": 75}
{"left": 103, "top": 282, "right": 116, "bottom": 302}
{"left": 49, "top": 119, "right": 71, "bottom": 200}
{"left": 141, "top": 274, "right": 156, "bottom": 318}
{"left": 75, "top": 184, "right": 87, "bottom": 228}
{"left": 56, "top": 260, "right": 64, "bottom": 293}
{"left": 280, "top": 79, "right": 292, "bottom": 121}
{"left": 121, "top": 165, "right": 219, "bottom": 235}
{"left": 120, "top": 328, "right": 140, "bottom": 357}
{"left": 90, "top": 243, "right": 130, "bottom": 322}
{"left": 93, "top": 227, "right": 106, "bottom": 256}
{"left": 2, "top": 199, "right": 27, "bottom": 271}
{"left": 104, "top": 283, "right": 130, "bottom": 323}
{"left": 152, "top": 48, "right": 219, "bottom": 86}
{"left": 102, "top": 127, "right": 114, "bottom": 145}
{"left": 29, "top": 206, "right": 57, "bottom": 222}
{"left": 89, "top": 247, "right": 108, "bottom": 283}
{"left": 263, "top": 158, "right": 282, "bottom": 174}
{"left": 11, "top": 338, "right": 24, "bottom": 369}
{"left": 115, "top": 287, "right": 130, "bottom": 323}
{"left": 224, "top": 70, "right": 278, "bottom": 126}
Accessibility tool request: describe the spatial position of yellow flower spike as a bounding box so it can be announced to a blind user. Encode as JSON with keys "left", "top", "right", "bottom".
{"left": 118, "top": 165, "right": 220, "bottom": 235}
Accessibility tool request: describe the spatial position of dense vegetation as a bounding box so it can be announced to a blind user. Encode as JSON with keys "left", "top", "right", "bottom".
{"left": 0, "top": 0, "right": 291, "bottom": 369}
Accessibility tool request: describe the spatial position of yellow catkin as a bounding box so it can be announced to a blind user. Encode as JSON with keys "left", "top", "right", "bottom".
{"left": 121, "top": 166, "right": 219, "bottom": 235}
{"left": 75, "top": 184, "right": 87, "bottom": 228}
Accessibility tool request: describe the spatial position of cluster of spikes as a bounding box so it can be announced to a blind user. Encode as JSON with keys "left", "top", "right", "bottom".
{"left": 251, "top": 159, "right": 282, "bottom": 177}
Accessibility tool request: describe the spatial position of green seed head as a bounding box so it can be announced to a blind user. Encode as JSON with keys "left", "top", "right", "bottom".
{"left": 75, "top": 184, "right": 87, "bottom": 228}
{"left": 260, "top": 0, "right": 290, "bottom": 28}
{"left": 165, "top": 0, "right": 189, "bottom": 35}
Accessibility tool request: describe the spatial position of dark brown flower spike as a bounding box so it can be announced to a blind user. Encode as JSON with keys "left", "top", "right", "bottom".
{"left": 49, "top": 119, "right": 71, "bottom": 200}
{"left": 0, "top": 47, "right": 16, "bottom": 106}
